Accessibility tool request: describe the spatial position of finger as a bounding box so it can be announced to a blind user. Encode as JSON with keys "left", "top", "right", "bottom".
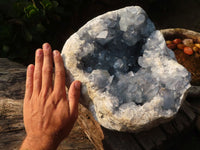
{"left": 41, "top": 43, "right": 53, "bottom": 93}
{"left": 33, "top": 49, "right": 43, "bottom": 95}
{"left": 68, "top": 81, "right": 81, "bottom": 119}
{"left": 53, "top": 50, "right": 66, "bottom": 94}
{"left": 25, "top": 64, "right": 34, "bottom": 100}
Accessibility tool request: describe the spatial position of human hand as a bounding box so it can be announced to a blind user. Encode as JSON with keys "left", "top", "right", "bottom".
{"left": 20, "top": 43, "right": 81, "bottom": 150}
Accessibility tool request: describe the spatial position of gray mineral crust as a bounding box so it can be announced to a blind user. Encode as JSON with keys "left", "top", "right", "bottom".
{"left": 61, "top": 6, "right": 191, "bottom": 132}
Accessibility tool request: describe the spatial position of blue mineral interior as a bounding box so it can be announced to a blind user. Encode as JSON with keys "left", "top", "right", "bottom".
{"left": 78, "top": 37, "right": 145, "bottom": 75}
{"left": 67, "top": 6, "right": 190, "bottom": 110}
{"left": 76, "top": 23, "right": 147, "bottom": 105}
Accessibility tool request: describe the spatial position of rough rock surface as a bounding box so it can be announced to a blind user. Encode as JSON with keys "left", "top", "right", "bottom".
{"left": 61, "top": 6, "right": 191, "bottom": 132}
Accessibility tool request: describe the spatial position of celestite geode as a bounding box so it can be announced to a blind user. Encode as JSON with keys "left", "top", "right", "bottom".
{"left": 61, "top": 6, "right": 191, "bottom": 132}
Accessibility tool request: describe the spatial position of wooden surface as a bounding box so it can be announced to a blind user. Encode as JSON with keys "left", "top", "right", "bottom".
{"left": 0, "top": 58, "right": 94, "bottom": 150}
{"left": 78, "top": 100, "right": 197, "bottom": 150}
{"left": 0, "top": 58, "right": 199, "bottom": 150}
{"left": 0, "top": 98, "right": 95, "bottom": 150}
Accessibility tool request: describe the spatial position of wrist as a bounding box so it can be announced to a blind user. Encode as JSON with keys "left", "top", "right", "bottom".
{"left": 20, "top": 135, "right": 59, "bottom": 150}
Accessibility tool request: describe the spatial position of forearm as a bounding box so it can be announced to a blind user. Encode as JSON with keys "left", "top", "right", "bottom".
{"left": 20, "top": 136, "right": 59, "bottom": 150}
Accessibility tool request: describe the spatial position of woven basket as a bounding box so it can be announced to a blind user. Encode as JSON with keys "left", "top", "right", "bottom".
{"left": 161, "top": 28, "right": 200, "bottom": 86}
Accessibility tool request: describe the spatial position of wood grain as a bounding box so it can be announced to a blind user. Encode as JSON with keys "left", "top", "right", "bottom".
{"left": 0, "top": 58, "right": 94, "bottom": 150}
{"left": 0, "top": 58, "right": 198, "bottom": 150}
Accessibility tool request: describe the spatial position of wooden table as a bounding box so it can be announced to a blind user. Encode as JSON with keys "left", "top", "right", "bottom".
{"left": 0, "top": 58, "right": 198, "bottom": 150}
{"left": 0, "top": 58, "right": 94, "bottom": 150}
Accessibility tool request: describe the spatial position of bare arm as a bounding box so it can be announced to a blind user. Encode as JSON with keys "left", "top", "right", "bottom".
{"left": 20, "top": 43, "right": 81, "bottom": 150}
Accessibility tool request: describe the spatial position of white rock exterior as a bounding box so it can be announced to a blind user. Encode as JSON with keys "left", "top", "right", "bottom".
{"left": 61, "top": 6, "right": 191, "bottom": 132}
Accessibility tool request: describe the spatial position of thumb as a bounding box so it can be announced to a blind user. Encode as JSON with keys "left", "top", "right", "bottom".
{"left": 68, "top": 80, "right": 81, "bottom": 119}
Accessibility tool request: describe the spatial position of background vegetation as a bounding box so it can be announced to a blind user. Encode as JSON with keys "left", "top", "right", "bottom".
{"left": 0, "top": 0, "right": 94, "bottom": 64}
{"left": 1, "top": 0, "right": 200, "bottom": 65}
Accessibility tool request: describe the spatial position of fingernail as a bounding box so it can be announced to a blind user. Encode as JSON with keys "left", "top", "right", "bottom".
{"left": 28, "top": 64, "right": 34, "bottom": 72}
{"left": 37, "top": 49, "right": 43, "bottom": 56}
{"left": 53, "top": 50, "right": 59, "bottom": 56}
{"left": 43, "top": 43, "right": 50, "bottom": 49}
{"left": 74, "top": 81, "right": 81, "bottom": 90}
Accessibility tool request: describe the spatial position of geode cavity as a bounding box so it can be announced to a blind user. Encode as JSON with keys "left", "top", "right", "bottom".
{"left": 61, "top": 6, "right": 191, "bottom": 132}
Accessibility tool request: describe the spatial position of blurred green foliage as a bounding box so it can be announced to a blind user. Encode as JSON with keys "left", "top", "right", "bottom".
{"left": 0, "top": 0, "right": 93, "bottom": 64}
{"left": 0, "top": 0, "right": 172, "bottom": 65}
